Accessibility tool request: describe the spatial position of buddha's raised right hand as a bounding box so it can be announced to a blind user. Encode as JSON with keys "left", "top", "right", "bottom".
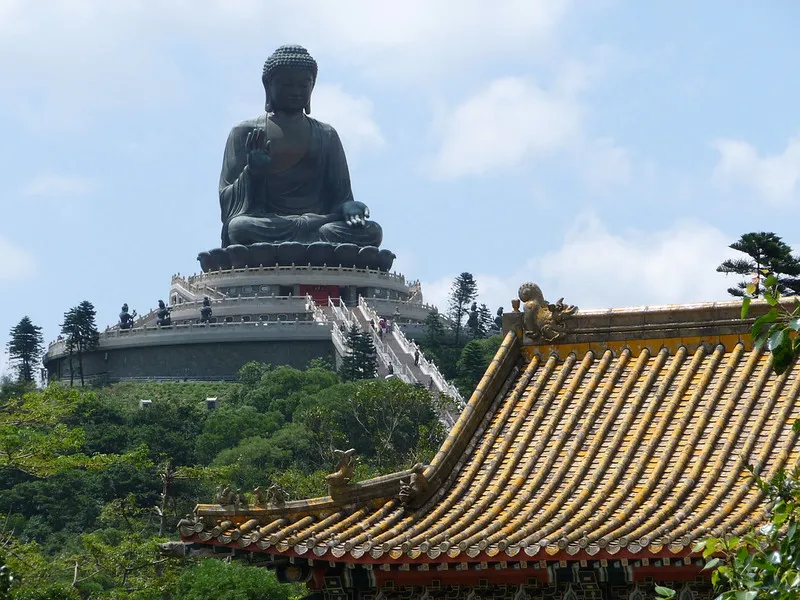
{"left": 245, "top": 128, "right": 271, "bottom": 175}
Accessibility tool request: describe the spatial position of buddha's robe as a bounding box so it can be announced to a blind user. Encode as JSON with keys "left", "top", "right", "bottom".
{"left": 219, "top": 114, "right": 382, "bottom": 247}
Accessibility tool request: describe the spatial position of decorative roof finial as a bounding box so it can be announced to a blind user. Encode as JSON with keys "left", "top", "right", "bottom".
{"left": 518, "top": 282, "right": 577, "bottom": 342}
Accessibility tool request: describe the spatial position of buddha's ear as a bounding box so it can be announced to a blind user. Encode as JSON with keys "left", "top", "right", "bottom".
{"left": 304, "top": 98, "right": 311, "bottom": 115}
{"left": 264, "top": 89, "right": 272, "bottom": 112}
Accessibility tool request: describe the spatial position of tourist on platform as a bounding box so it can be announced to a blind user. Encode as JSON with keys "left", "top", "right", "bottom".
{"left": 414, "top": 349, "right": 420, "bottom": 366}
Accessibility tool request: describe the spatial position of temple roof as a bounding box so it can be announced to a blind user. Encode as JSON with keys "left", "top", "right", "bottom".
{"left": 184, "top": 297, "right": 800, "bottom": 565}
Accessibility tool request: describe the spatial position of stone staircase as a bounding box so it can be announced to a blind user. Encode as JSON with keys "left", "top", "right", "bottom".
{"left": 309, "top": 295, "right": 464, "bottom": 428}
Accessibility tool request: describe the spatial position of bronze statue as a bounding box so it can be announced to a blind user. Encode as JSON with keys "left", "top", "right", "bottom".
{"left": 518, "top": 283, "right": 577, "bottom": 342}
{"left": 119, "top": 303, "right": 136, "bottom": 330}
{"left": 200, "top": 296, "right": 213, "bottom": 323}
{"left": 219, "top": 45, "right": 382, "bottom": 248}
{"left": 156, "top": 300, "right": 172, "bottom": 327}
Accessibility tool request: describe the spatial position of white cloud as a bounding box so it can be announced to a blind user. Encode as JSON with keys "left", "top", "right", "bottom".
{"left": 430, "top": 46, "right": 635, "bottom": 184}
{"left": 423, "top": 214, "right": 738, "bottom": 314}
{"left": 576, "top": 137, "right": 632, "bottom": 189}
{"left": 0, "top": 236, "right": 35, "bottom": 282}
{"left": 21, "top": 174, "right": 97, "bottom": 197}
{"left": 529, "top": 214, "right": 735, "bottom": 309}
{"left": 311, "top": 84, "right": 384, "bottom": 156}
{"left": 282, "top": 0, "right": 572, "bottom": 81}
{"left": 423, "top": 274, "right": 514, "bottom": 315}
{"left": 167, "top": 0, "right": 572, "bottom": 81}
{"left": 432, "top": 77, "right": 582, "bottom": 178}
{"left": 0, "top": 1, "right": 577, "bottom": 129}
{"left": 711, "top": 137, "right": 800, "bottom": 205}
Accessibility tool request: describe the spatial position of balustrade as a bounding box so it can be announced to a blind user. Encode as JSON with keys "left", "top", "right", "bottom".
{"left": 359, "top": 296, "right": 464, "bottom": 405}
{"left": 183, "top": 264, "right": 407, "bottom": 286}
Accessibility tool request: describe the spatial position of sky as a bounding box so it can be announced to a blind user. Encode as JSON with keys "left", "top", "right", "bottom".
{"left": 2, "top": 0, "right": 800, "bottom": 373}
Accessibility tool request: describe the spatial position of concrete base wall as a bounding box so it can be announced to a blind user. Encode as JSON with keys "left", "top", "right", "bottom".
{"left": 46, "top": 340, "right": 336, "bottom": 383}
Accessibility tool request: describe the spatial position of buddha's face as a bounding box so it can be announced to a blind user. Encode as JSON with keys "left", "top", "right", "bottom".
{"left": 268, "top": 69, "right": 314, "bottom": 113}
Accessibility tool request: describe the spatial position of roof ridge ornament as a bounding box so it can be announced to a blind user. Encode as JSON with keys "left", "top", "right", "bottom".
{"left": 518, "top": 282, "right": 577, "bottom": 343}
{"left": 326, "top": 448, "right": 359, "bottom": 491}
{"left": 397, "top": 463, "right": 429, "bottom": 508}
{"left": 253, "top": 483, "right": 289, "bottom": 507}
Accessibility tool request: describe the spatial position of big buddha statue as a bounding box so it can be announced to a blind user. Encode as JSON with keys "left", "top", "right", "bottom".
{"left": 218, "top": 44, "right": 383, "bottom": 248}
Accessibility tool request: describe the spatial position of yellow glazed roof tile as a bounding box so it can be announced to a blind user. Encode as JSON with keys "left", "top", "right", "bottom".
{"left": 187, "top": 309, "right": 800, "bottom": 564}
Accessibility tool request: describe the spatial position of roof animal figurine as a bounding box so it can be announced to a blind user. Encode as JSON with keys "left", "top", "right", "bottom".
{"left": 214, "top": 485, "right": 235, "bottom": 506}
{"left": 518, "top": 282, "right": 577, "bottom": 343}
{"left": 397, "top": 463, "right": 428, "bottom": 507}
{"left": 266, "top": 483, "right": 289, "bottom": 505}
{"left": 326, "top": 448, "right": 358, "bottom": 488}
{"left": 252, "top": 486, "right": 268, "bottom": 506}
{"left": 254, "top": 483, "right": 289, "bottom": 506}
{"left": 231, "top": 488, "right": 245, "bottom": 508}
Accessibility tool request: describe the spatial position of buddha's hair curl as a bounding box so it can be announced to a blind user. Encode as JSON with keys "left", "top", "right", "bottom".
{"left": 262, "top": 45, "right": 318, "bottom": 87}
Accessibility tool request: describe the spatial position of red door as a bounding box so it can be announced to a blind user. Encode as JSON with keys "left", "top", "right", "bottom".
{"left": 300, "top": 285, "right": 340, "bottom": 305}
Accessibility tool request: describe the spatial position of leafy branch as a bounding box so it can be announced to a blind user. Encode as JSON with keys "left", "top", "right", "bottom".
{"left": 742, "top": 272, "right": 800, "bottom": 375}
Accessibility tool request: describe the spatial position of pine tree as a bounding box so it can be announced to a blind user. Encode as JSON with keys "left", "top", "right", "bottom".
{"left": 717, "top": 232, "right": 800, "bottom": 297}
{"left": 60, "top": 301, "right": 99, "bottom": 386}
{"left": 448, "top": 273, "right": 478, "bottom": 346}
{"left": 61, "top": 307, "right": 78, "bottom": 387}
{"left": 456, "top": 340, "right": 487, "bottom": 395}
{"left": 424, "top": 310, "right": 445, "bottom": 346}
{"left": 339, "top": 325, "right": 378, "bottom": 382}
{"left": 6, "top": 316, "right": 44, "bottom": 383}
{"left": 478, "top": 303, "right": 494, "bottom": 334}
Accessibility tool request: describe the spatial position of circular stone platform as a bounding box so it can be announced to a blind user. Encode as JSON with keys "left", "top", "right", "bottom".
{"left": 197, "top": 243, "right": 396, "bottom": 273}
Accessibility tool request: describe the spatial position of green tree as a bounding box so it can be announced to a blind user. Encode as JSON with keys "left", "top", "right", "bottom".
{"left": 339, "top": 325, "right": 378, "bottom": 382}
{"left": 212, "top": 424, "right": 318, "bottom": 490}
{"left": 424, "top": 309, "right": 445, "bottom": 346}
{"left": 299, "top": 378, "right": 445, "bottom": 469}
{"left": 456, "top": 340, "right": 488, "bottom": 394}
{"left": 6, "top": 317, "right": 44, "bottom": 384}
{"left": 194, "top": 405, "right": 284, "bottom": 464}
{"left": 237, "top": 361, "right": 271, "bottom": 387}
{"left": 243, "top": 364, "right": 340, "bottom": 417}
{"left": 742, "top": 273, "right": 800, "bottom": 375}
{"left": 60, "top": 301, "right": 100, "bottom": 387}
{"left": 0, "top": 386, "right": 148, "bottom": 478}
{"left": 448, "top": 273, "right": 478, "bottom": 346}
{"left": 717, "top": 232, "right": 800, "bottom": 298}
{"left": 466, "top": 302, "right": 494, "bottom": 339}
{"left": 478, "top": 303, "right": 494, "bottom": 335}
{"left": 175, "top": 559, "right": 293, "bottom": 600}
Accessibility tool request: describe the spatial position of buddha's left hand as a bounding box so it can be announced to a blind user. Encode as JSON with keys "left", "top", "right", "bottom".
{"left": 342, "top": 201, "right": 370, "bottom": 228}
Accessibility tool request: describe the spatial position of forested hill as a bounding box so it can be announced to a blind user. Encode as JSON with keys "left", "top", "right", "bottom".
{"left": 0, "top": 363, "right": 451, "bottom": 599}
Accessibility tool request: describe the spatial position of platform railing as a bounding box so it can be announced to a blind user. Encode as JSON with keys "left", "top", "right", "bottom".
{"left": 47, "top": 319, "right": 331, "bottom": 355}
{"left": 353, "top": 299, "right": 417, "bottom": 384}
{"left": 306, "top": 295, "right": 328, "bottom": 324}
{"left": 328, "top": 297, "right": 358, "bottom": 330}
{"left": 183, "top": 264, "right": 407, "bottom": 286}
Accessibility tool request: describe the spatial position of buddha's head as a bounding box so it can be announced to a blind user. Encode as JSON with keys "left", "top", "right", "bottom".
{"left": 262, "top": 45, "right": 318, "bottom": 115}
